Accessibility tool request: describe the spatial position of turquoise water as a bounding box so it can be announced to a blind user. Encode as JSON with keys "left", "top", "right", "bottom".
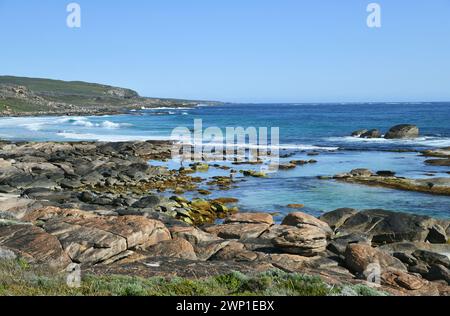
{"left": 0, "top": 103, "right": 449, "bottom": 218}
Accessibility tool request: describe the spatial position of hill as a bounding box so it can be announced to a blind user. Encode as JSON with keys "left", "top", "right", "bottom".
{"left": 0, "top": 76, "right": 215, "bottom": 116}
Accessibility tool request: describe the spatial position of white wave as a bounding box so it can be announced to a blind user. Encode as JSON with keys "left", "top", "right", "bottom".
{"left": 21, "top": 122, "right": 45, "bottom": 131}
{"left": 142, "top": 107, "right": 192, "bottom": 110}
{"left": 55, "top": 117, "right": 131, "bottom": 129}
{"left": 326, "top": 136, "right": 450, "bottom": 147}
{"left": 57, "top": 132, "right": 172, "bottom": 142}
{"left": 171, "top": 140, "right": 338, "bottom": 151}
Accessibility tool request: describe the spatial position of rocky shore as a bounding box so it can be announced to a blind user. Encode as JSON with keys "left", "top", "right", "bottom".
{"left": 330, "top": 168, "right": 450, "bottom": 196}
{"left": 0, "top": 140, "right": 449, "bottom": 296}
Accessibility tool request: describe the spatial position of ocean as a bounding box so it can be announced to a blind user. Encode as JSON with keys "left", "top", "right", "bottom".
{"left": 1, "top": 102, "right": 449, "bottom": 219}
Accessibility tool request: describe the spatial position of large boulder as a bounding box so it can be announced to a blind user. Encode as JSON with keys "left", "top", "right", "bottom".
{"left": 145, "top": 238, "right": 197, "bottom": 260}
{"left": 361, "top": 129, "right": 382, "bottom": 139}
{"left": 344, "top": 244, "right": 407, "bottom": 275}
{"left": 338, "top": 210, "right": 440, "bottom": 245}
{"left": 0, "top": 225, "right": 71, "bottom": 269}
{"left": 272, "top": 226, "right": 328, "bottom": 257}
{"left": 319, "top": 208, "right": 358, "bottom": 230}
{"left": 385, "top": 124, "right": 419, "bottom": 139}
{"left": 281, "top": 212, "right": 333, "bottom": 237}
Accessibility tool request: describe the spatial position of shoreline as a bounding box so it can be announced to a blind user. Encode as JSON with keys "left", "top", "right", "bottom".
{"left": 0, "top": 140, "right": 449, "bottom": 295}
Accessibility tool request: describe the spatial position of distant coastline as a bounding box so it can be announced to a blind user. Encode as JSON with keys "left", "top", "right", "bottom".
{"left": 0, "top": 75, "right": 222, "bottom": 117}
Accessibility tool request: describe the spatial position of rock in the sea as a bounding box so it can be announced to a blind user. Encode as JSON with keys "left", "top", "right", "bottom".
{"left": 282, "top": 212, "right": 333, "bottom": 237}
{"left": 351, "top": 129, "right": 369, "bottom": 137}
{"left": 225, "top": 213, "right": 274, "bottom": 225}
{"left": 338, "top": 209, "right": 439, "bottom": 245}
{"left": 146, "top": 238, "right": 197, "bottom": 260}
{"left": 319, "top": 208, "right": 358, "bottom": 230}
{"left": 385, "top": 124, "right": 419, "bottom": 139}
{"left": 272, "top": 226, "right": 328, "bottom": 257}
{"left": 350, "top": 169, "right": 373, "bottom": 177}
{"left": 0, "top": 225, "right": 71, "bottom": 269}
{"left": 376, "top": 170, "right": 396, "bottom": 177}
{"left": 344, "top": 244, "right": 407, "bottom": 275}
{"left": 361, "top": 129, "right": 382, "bottom": 139}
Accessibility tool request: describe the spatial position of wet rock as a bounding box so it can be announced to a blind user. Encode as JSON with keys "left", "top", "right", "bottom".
{"left": 281, "top": 212, "right": 333, "bottom": 237}
{"left": 0, "top": 225, "right": 71, "bottom": 269}
{"left": 350, "top": 169, "right": 373, "bottom": 177}
{"left": 203, "top": 223, "right": 270, "bottom": 240}
{"left": 225, "top": 213, "right": 274, "bottom": 225}
{"left": 376, "top": 171, "right": 396, "bottom": 177}
{"left": 286, "top": 204, "right": 305, "bottom": 209}
{"left": 361, "top": 129, "right": 382, "bottom": 139}
{"left": 319, "top": 208, "right": 358, "bottom": 230}
{"left": 351, "top": 129, "right": 369, "bottom": 137}
{"left": 272, "top": 226, "right": 327, "bottom": 257}
{"left": 344, "top": 244, "right": 407, "bottom": 275}
{"left": 385, "top": 124, "right": 419, "bottom": 139}
{"left": 146, "top": 238, "right": 197, "bottom": 260}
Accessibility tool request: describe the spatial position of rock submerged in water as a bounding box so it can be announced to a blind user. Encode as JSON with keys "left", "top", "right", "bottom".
{"left": 351, "top": 124, "right": 419, "bottom": 139}
{"left": 385, "top": 124, "right": 419, "bottom": 139}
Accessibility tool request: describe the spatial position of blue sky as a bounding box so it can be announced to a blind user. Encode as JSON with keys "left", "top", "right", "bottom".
{"left": 1, "top": 0, "right": 449, "bottom": 103}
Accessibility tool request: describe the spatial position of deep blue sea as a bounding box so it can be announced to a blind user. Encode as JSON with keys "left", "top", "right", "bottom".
{"left": 1, "top": 103, "right": 449, "bottom": 219}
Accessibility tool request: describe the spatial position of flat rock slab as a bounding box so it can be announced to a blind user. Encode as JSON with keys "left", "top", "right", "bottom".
{"left": 272, "top": 225, "right": 327, "bottom": 257}
{"left": 203, "top": 223, "right": 270, "bottom": 240}
{"left": 42, "top": 215, "right": 171, "bottom": 265}
{"left": 0, "top": 224, "right": 71, "bottom": 269}
{"left": 224, "top": 213, "right": 274, "bottom": 225}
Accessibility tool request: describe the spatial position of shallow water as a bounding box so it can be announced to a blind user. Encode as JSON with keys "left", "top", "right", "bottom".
{"left": 0, "top": 103, "right": 449, "bottom": 218}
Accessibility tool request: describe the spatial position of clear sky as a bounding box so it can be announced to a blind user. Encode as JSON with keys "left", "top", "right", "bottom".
{"left": 1, "top": 0, "right": 449, "bottom": 103}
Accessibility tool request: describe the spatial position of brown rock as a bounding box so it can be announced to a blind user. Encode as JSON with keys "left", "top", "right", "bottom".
{"left": 146, "top": 238, "right": 197, "bottom": 260}
{"left": 203, "top": 223, "right": 270, "bottom": 240}
{"left": 345, "top": 244, "right": 407, "bottom": 275}
{"left": 225, "top": 213, "right": 274, "bottom": 225}
{"left": 169, "top": 226, "right": 222, "bottom": 245}
{"left": 381, "top": 269, "right": 427, "bottom": 291}
{"left": 0, "top": 225, "right": 71, "bottom": 269}
{"left": 272, "top": 225, "right": 327, "bottom": 257}
{"left": 42, "top": 215, "right": 171, "bottom": 265}
{"left": 282, "top": 212, "right": 333, "bottom": 237}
